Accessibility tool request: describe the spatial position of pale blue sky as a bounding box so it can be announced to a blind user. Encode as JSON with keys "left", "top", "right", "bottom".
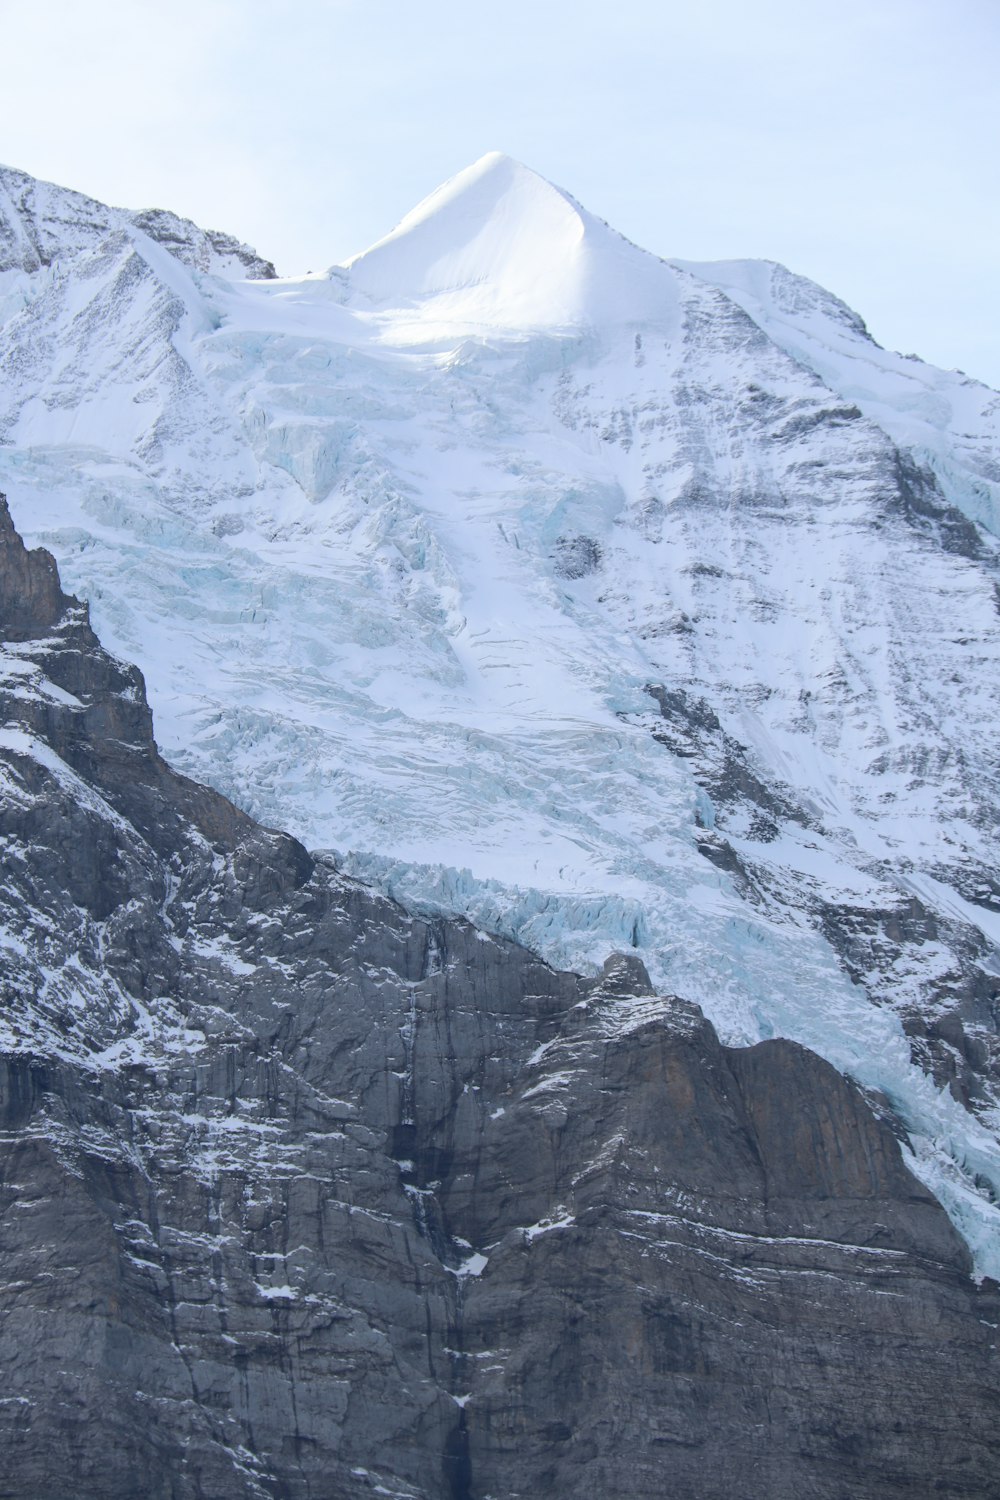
{"left": 3, "top": 0, "right": 998, "bottom": 385}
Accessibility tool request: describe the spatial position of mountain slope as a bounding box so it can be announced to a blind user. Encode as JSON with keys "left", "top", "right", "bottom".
{"left": 0, "top": 162, "right": 276, "bottom": 280}
{"left": 1, "top": 155, "right": 999, "bottom": 1273}
{"left": 1, "top": 496, "right": 998, "bottom": 1499}
{"left": 676, "top": 253, "right": 1000, "bottom": 535}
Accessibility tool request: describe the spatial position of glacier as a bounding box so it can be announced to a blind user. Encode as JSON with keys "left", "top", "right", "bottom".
{"left": 1, "top": 151, "right": 1000, "bottom": 1272}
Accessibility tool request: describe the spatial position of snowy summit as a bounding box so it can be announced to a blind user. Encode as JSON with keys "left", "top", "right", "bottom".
{"left": 342, "top": 151, "right": 680, "bottom": 337}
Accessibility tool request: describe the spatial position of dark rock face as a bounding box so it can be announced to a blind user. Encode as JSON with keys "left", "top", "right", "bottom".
{"left": 1, "top": 494, "right": 998, "bottom": 1498}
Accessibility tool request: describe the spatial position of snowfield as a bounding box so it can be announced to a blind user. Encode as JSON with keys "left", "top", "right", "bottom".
{"left": 2, "top": 152, "right": 1000, "bottom": 1271}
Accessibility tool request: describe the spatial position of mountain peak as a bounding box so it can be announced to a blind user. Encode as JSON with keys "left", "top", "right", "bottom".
{"left": 341, "top": 152, "right": 677, "bottom": 338}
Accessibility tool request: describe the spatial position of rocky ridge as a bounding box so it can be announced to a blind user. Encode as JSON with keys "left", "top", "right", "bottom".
{"left": 0, "top": 163, "right": 276, "bottom": 280}
{"left": 1, "top": 497, "right": 998, "bottom": 1497}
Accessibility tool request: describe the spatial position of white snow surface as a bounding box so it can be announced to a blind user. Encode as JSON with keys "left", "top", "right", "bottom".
{"left": 2, "top": 154, "right": 1000, "bottom": 1272}
{"left": 345, "top": 152, "right": 682, "bottom": 341}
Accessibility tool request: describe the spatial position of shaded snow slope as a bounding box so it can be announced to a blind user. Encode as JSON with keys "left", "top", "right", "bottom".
{"left": 678, "top": 255, "right": 1000, "bottom": 536}
{"left": 2, "top": 155, "right": 1000, "bottom": 1272}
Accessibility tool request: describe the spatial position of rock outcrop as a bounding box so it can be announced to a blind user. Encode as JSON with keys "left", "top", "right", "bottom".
{"left": 1, "top": 493, "right": 998, "bottom": 1498}
{"left": 0, "top": 163, "right": 276, "bottom": 279}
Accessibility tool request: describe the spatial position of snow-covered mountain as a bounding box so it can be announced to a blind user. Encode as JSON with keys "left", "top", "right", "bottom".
{"left": 2, "top": 151, "right": 999, "bottom": 1272}
{"left": 4, "top": 496, "right": 995, "bottom": 1498}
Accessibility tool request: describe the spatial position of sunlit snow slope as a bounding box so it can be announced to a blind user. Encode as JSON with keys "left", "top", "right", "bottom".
{"left": 2, "top": 152, "right": 1000, "bottom": 1271}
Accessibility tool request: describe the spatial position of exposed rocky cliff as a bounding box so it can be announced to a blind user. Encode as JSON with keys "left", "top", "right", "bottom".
{"left": 1, "top": 496, "right": 998, "bottom": 1497}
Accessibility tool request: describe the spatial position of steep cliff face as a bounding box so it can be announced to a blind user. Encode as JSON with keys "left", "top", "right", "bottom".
{"left": 1, "top": 497, "right": 998, "bottom": 1498}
